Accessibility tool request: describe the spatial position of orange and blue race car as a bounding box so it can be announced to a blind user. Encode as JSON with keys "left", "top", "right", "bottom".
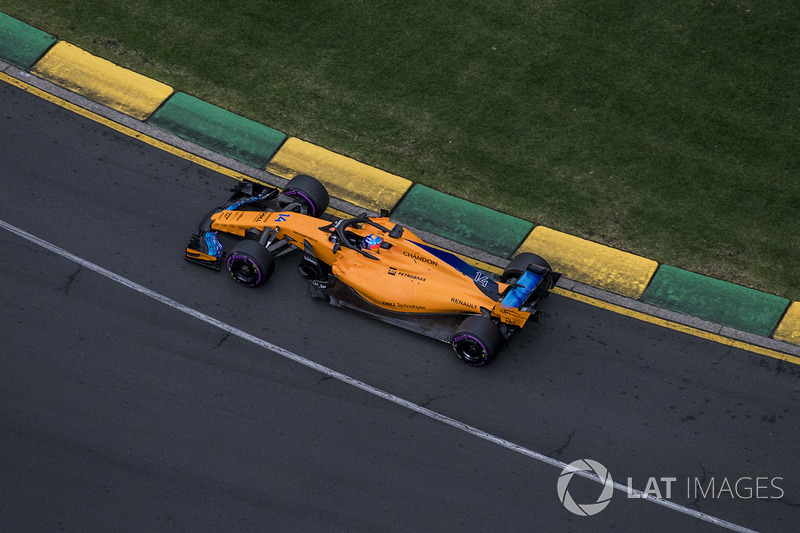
{"left": 186, "top": 175, "right": 560, "bottom": 366}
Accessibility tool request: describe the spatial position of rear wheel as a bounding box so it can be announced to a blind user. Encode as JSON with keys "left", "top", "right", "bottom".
{"left": 503, "top": 252, "right": 554, "bottom": 288}
{"left": 282, "top": 174, "right": 329, "bottom": 217}
{"left": 452, "top": 316, "right": 505, "bottom": 367}
{"left": 226, "top": 240, "right": 275, "bottom": 287}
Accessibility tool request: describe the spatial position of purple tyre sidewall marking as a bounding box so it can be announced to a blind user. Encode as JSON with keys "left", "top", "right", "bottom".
{"left": 452, "top": 333, "right": 489, "bottom": 364}
{"left": 227, "top": 254, "right": 262, "bottom": 286}
{"left": 285, "top": 190, "right": 317, "bottom": 216}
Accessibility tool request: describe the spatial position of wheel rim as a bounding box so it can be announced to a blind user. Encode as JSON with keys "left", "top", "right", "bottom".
{"left": 452, "top": 334, "right": 488, "bottom": 365}
{"left": 228, "top": 255, "right": 260, "bottom": 285}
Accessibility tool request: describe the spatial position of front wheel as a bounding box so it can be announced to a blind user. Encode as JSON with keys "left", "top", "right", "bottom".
{"left": 226, "top": 240, "right": 275, "bottom": 287}
{"left": 452, "top": 316, "right": 505, "bottom": 367}
{"left": 282, "top": 174, "right": 329, "bottom": 217}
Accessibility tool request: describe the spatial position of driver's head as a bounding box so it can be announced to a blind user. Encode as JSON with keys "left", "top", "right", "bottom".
{"left": 362, "top": 234, "right": 383, "bottom": 251}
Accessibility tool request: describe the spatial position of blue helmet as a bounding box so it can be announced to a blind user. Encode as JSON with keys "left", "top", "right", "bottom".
{"left": 362, "top": 234, "right": 383, "bottom": 251}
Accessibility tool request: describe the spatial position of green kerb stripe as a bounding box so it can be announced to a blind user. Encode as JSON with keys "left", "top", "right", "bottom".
{"left": 147, "top": 92, "right": 286, "bottom": 168}
{"left": 641, "top": 265, "right": 790, "bottom": 337}
{"left": 392, "top": 185, "right": 533, "bottom": 258}
{"left": 0, "top": 12, "right": 56, "bottom": 70}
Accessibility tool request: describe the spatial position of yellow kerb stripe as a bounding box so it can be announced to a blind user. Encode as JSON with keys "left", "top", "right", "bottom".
{"left": 31, "top": 41, "right": 173, "bottom": 120}
{"left": 517, "top": 226, "right": 658, "bottom": 299}
{"left": 265, "top": 137, "right": 412, "bottom": 213}
{"left": 773, "top": 302, "right": 800, "bottom": 345}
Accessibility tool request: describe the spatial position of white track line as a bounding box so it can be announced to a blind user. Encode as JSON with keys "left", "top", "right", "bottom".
{"left": 0, "top": 218, "right": 756, "bottom": 533}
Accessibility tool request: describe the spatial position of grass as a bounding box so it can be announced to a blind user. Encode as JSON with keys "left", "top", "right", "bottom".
{"left": 3, "top": 0, "right": 798, "bottom": 299}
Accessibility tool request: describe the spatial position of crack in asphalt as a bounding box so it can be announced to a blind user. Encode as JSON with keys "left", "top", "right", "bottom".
{"left": 774, "top": 497, "right": 800, "bottom": 508}
{"left": 54, "top": 264, "right": 83, "bottom": 295}
{"left": 0, "top": 237, "right": 56, "bottom": 256}
{"left": 548, "top": 429, "right": 576, "bottom": 458}
{"left": 713, "top": 346, "right": 733, "bottom": 365}
{"left": 316, "top": 375, "right": 334, "bottom": 385}
{"left": 406, "top": 393, "right": 456, "bottom": 418}
{"left": 420, "top": 393, "right": 454, "bottom": 408}
{"left": 758, "top": 355, "right": 800, "bottom": 378}
{"left": 212, "top": 331, "right": 230, "bottom": 350}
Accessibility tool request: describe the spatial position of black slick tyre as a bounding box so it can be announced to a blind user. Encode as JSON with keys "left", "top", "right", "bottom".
{"left": 452, "top": 316, "right": 505, "bottom": 367}
{"left": 283, "top": 174, "right": 329, "bottom": 217}
{"left": 503, "top": 252, "right": 554, "bottom": 288}
{"left": 226, "top": 240, "right": 275, "bottom": 287}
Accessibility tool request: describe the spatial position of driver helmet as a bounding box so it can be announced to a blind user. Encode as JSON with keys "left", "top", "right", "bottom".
{"left": 362, "top": 234, "right": 383, "bottom": 251}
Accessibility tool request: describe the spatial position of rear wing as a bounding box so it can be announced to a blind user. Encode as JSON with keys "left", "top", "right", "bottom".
{"left": 500, "top": 263, "right": 561, "bottom": 311}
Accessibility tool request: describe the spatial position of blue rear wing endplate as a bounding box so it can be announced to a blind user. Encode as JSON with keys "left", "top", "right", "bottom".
{"left": 500, "top": 270, "right": 544, "bottom": 309}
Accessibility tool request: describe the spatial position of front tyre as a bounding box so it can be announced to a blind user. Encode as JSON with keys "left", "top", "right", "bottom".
{"left": 226, "top": 240, "right": 275, "bottom": 287}
{"left": 452, "top": 316, "right": 505, "bottom": 367}
{"left": 282, "top": 174, "right": 329, "bottom": 217}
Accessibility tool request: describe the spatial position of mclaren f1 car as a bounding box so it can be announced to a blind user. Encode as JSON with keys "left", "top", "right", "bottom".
{"left": 186, "top": 175, "right": 560, "bottom": 366}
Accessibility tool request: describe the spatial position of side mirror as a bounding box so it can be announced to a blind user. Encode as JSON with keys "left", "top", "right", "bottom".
{"left": 389, "top": 224, "right": 404, "bottom": 238}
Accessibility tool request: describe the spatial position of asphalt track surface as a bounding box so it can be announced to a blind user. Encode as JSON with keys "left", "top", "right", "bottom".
{"left": 1, "top": 80, "right": 799, "bottom": 532}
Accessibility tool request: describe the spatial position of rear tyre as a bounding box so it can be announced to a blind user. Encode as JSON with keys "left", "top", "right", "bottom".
{"left": 503, "top": 252, "right": 554, "bottom": 288}
{"left": 226, "top": 240, "right": 275, "bottom": 287}
{"left": 452, "top": 316, "right": 505, "bottom": 367}
{"left": 282, "top": 174, "right": 329, "bottom": 217}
